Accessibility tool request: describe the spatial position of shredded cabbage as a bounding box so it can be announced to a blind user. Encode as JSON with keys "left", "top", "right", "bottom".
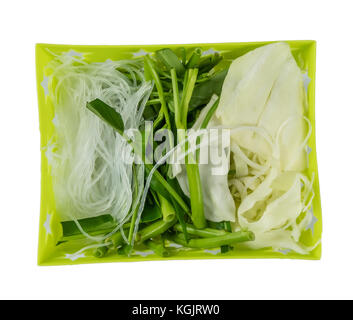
{"left": 208, "top": 43, "right": 317, "bottom": 253}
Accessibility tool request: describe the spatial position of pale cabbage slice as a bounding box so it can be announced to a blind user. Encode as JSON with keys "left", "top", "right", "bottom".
{"left": 258, "top": 57, "right": 306, "bottom": 171}
{"left": 237, "top": 167, "right": 278, "bottom": 221}
{"left": 216, "top": 42, "right": 291, "bottom": 127}
{"left": 237, "top": 173, "right": 313, "bottom": 254}
{"left": 215, "top": 42, "right": 292, "bottom": 159}
{"left": 240, "top": 172, "right": 301, "bottom": 233}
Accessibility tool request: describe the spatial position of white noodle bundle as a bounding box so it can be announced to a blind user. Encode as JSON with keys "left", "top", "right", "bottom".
{"left": 46, "top": 52, "right": 152, "bottom": 225}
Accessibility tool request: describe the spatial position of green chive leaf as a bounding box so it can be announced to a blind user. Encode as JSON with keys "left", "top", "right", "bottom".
{"left": 86, "top": 98, "right": 125, "bottom": 134}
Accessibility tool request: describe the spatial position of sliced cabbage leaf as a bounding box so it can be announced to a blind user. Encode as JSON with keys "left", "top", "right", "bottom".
{"left": 240, "top": 173, "right": 301, "bottom": 233}
{"left": 237, "top": 167, "right": 278, "bottom": 220}
{"left": 216, "top": 42, "right": 290, "bottom": 126}
{"left": 215, "top": 42, "right": 292, "bottom": 159}
{"left": 258, "top": 57, "right": 306, "bottom": 171}
{"left": 215, "top": 42, "right": 307, "bottom": 172}
{"left": 237, "top": 173, "right": 316, "bottom": 254}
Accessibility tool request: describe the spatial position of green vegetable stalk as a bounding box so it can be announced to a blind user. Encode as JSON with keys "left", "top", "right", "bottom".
{"left": 107, "top": 197, "right": 177, "bottom": 249}
{"left": 145, "top": 240, "right": 170, "bottom": 257}
{"left": 173, "top": 223, "right": 228, "bottom": 238}
{"left": 170, "top": 231, "right": 255, "bottom": 248}
{"left": 144, "top": 55, "right": 171, "bottom": 129}
{"left": 172, "top": 67, "right": 206, "bottom": 229}
{"left": 138, "top": 217, "right": 177, "bottom": 243}
{"left": 158, "top": 193, "right": 176, "bottom": 223}
{"left": 132, "top": 196, "right": 177, "bottom": 246}
{"left": 145, "top": 164, "right": 190, "bottom": 215}
{"left": 108, "top": 230, "right": 125, "bottom": 248}
{"left": 185, "top": 162, "right": 206, "bottom": 229}
{"left": 94, "top": 244, "right": 109, "bottom": 258}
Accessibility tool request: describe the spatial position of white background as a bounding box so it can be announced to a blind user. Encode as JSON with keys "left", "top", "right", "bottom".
{"left": 0, "top": 0, "right": 352, "bottom": 300}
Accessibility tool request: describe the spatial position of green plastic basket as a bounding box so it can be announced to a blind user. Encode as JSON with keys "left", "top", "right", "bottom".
{"left": 36, "top": 41, "right": 322, "bottom": 265}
